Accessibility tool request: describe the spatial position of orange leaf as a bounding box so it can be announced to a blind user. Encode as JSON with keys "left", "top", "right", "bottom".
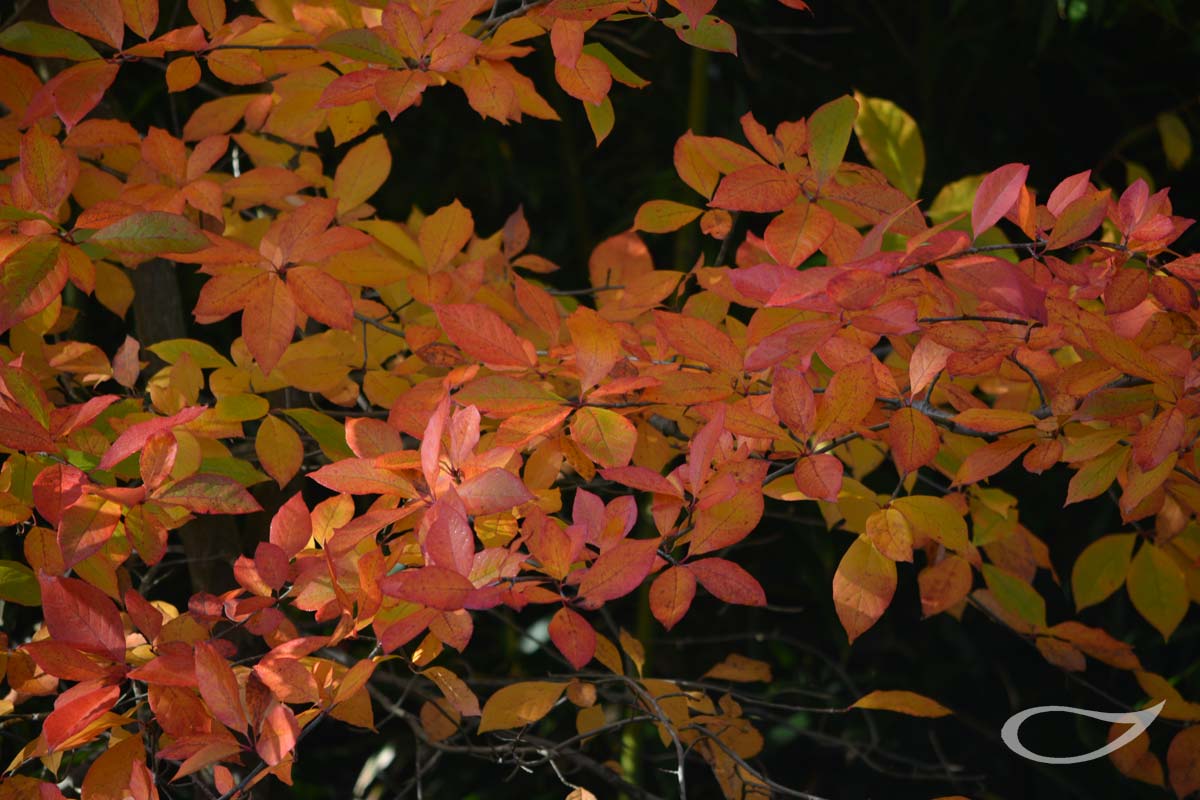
{"left": 832, "top": 536, "right": 896, "bottom": 643}
{"left": 380, "top": 565, "right": 476, "bottom": 610}
{"left": 653, "top": 310, "right": 742, "bottom": 371}
{"left": 549, "top": 607, "right": 596, "bottom": 669}
{"left": 195, "top": 640, "right": 248, "bottom": 733}
{"left": 764, "top": 203, "right": 835, "bottom": 266}
{"left": 49, "top": 0, "right": 124, "bottom": 49}
{"left": 710, "top": 164, "right": 799, "bottom": 212}
{"left": 812, "top": 359, "right": 877, "bottom": 441}
{"left": 850, "top": 689, "right": 952, "bottom": 718}
{"left": 919, "top": 555, "right": 972, "bottom": 617}
{"left": 477, "top": 681, "right": 564, "bottom": 733}
{"left": 243, "top": 276, "right": 296, "bottom": 373}
{"left": 793, "top": 454, "right": 843, "bottom": 502}
{"left": 649, "top": 566, "right": 696, "bottom": 630}
{"left": 571, "top": 406, "right": 637, "bottom": 468}
{"left": 578, "top": 538, "right": 660, "bottom": 606}
{"left": 686, "top": 558, "right": 766, "bottom": 606}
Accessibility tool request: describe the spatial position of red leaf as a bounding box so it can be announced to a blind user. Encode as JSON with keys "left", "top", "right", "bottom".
{"left": 44, "top": 682, "right": 120, "bottom": 752}
{"left": 434, "top": 303, "right": 536, "bottom": 368}
{"left": 287, "top": 266, "right": 353, "bottom": 330}
{"left": 39, "top": 574, "right": 125, "bottom": 661}
{"left": 99, "top": 405, "right": 206, "bottom": 470}
{"left": 1046, "top": 188, "right": 1111, "bottom": 250}
{"left": 549, "top": 607, "right": 596, "bottom": 669}
{"left": 256, "top": 703, "right": 300, "bottom": 766}
{"left": 971, "top": 163, "right": 1028, "bottom": 239}
{"left": 270, "top": 492, "right": 311, "bottom": 558}
{"left": 649, "top": 566, "right": 697, "bottom": 630}
{"left": 686, "top": 558, "right": 766, "bottom": 606}
{"left": 195, "top": 640, "right": 248, "bottom": 733}
{"left": 577, "top": 538, "right": 661, "bottom": 607}
{"left": 710, "top": 165, "right": 799, "bottom": 212}
{"left": 792, "top": 454, "right": 843, "bottom": 502}
{"left": 380, "top": 565, "right": 476, "bottom": 610}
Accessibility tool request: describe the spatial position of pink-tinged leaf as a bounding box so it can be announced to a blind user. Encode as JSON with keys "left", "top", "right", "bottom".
{"left": 939, "top": 256, "right": 1046, "bottom": 321}
{"left": 380, "top": 565, "right": 476, "bottom": 610}
{"left": 421, "top": 392, "right": 449, "bottom": 490}
{"left": 155, "top": 474, "right": 262, "bottom": 514}
{"left": 58, "top": 495, "right": 121, "bottom": 569}
{"left": 1133, "top": 407, "right": 1185, "bottom": 470}
{"left": 434, "top": 303, "right": 536, "bottom": 368}
{"left": 686, "top": 558, "right": 766, "bottom": 606}
{"left": 270, "top": 492, "right": 311, "bottom": 558}
{"left": 971, "top": 163, "right": 1029, "bottom": 239}
{"left": 832, "top": 536, "right": 896, "bottom": 643}
{"left": 457, "top": 467, "right": 535, "bottom": 515}
{"left": 195, "top": 640, "right": 248, "bottom": 733}
{"left": 256, "top": 703, "right": 299, "bottom": 766}
{"left": 907, "top": 336, "right": 951, "bottom": 396}
{"left": 1045, "top": 188, "right": 1112, "bottom": 250}
{"left": 793, "top": 454, "right": 843, "bottom": 502}
{"left": 577, "top": 538, "right": 661, "bottom": 606}
{"left": 688, "top": 405, "right": 725, "bottom": 495}
{"left": 549, "top": 607, "right": 596, "bottom": 669}
{"left": 39, "top": 574, "right": 125, "bottom": 661}
{"left": 99, "top": 405, "right": 206, "bottom": 470}
{"left": 1046, "top": 169, "right": 1092, "bottom": 216}
{"left": 599, "top": 466, "right": 683, "bottom": 498}
{"left": 649, "top": 566, "right": 696, "bottom": 630}
{"left": 44, "top": 682, "right": 120, "bottom": 753}
{"left": 710, "top": 165, "right": 799, "bottom": 212}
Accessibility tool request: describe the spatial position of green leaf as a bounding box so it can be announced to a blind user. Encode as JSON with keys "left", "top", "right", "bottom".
{"left": 281, "top": 408, "right": 354, "bottom": 460}
{"left": 928, "top": 174, "right": 984, "bottom": 224}
{"left": 90, "top": 211, "right": 209, "bottom": 254}
{"left": 583, "top": 95, "right": 614, "bottom": 147}
{"left": 807, "top": 95, "right": 859, "bottom": 189}
{"left": 1126, "top": 541, "right": 1188, "bottom": 640}
{"left": 0, "top": 21, "right": 101, "bottom": 61}
{"left": 1071, "top": 533, "right": 1136, "bottom": 611}
{"left": 981, "top": 564, "right": 1046, "bottom": 629}
{"left": 198, "top": 457, "right": 272, "bottom": 487}
{"left": 0, "top": 560, "right": 40, "bottom": 605}
{"left": 1157, "top": 112, "right": 1191, "bottom": 170}
{"left": 320, "top": 29, "right": 408, "bottom": 68}
{"left": 583, "top": 43, "right": 648, "bottom": 88}
{"left": 662, "top": 14, "right": 737, "bottom": 55}
{"left": 852, "top": 93, "right": 925, "bottom": 199}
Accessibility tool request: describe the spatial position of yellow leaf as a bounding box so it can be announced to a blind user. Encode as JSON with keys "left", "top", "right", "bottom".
{"left": 852, "top": 92, "right": 925, "bottom": 198}
{"left": 1157, "top": 112, "right": 1191, "bottom": 170}
{"left": 477, "top": 681, "right": 565, "bottom": 733}
{"left": 850, "top": 689, "right": 952, "bottom": 718}
{"left": 94, "top": 261, "right": 134, "bottom": 318}
{"left": 333, "top": 134, "right": 391, "bottom": 216}
{"left": 1126, "top": 542, "right": 1188, "bottom": 640}
{"left": 703, "top": 653, "right": 772, "bottom": 683}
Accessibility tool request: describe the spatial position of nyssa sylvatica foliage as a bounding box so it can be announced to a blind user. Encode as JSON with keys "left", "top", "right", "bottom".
{"left": 1, "top": 0, "right": 1200, "bottom": 798}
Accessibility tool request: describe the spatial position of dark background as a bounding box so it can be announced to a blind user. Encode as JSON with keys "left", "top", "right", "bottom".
{"left": 5, "top": 1, "right": 1200, "bottom": 798}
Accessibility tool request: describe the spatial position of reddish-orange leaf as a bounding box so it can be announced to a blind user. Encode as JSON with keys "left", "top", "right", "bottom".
{"left": 49, "top": 0, "right": 124, "bottom": 50}
{"left": 567, "top": 306, "right": 621, "bottom": 391}
{"left": 139, "top": 430, "right": 177, "bottom": 490}
{"left": 39, "top": 574, "right": 125, "bottom": 661}
{"left": 577, "top": 538, "right": 661, "bottom": 606}
{"left": 1167, "top": 726, "right": 1200, "bottom": 798}
{"left": 58, "top": 494, "right": 121, "bottom": 569}
{"left": 971, "top": 163, "right": 1028, "bottom": 239}
{"left": 688, "top": 486, "right": 764, "bottom": 555}
{"left": 710, "top": 164, "right": 799, "bottom": 212}
{"left": 772, "top": 366, "right": 816, "bottom": 436}
{"left": 832, "top": 536, "right": 896, "bottom": 643}
{"left": 953, "top": 436, "right": 1035, "bottom": 486}
{"left": 287, "top": 266, "right": 353, "bottom": 330}
{"left": 309, "top": 458, "right": 416, "bottom": 497}
{"left": 270, "top": 492, "right": 311, "bottom": 558}
{"left": 864, "top": 507, "right": 913, "bottom": 562}
{"left": 549, "top": 607, "right": 596, "bottom": 669}
{"left": 649, "top": 566, "right": 696, "bottom": 630}
{"left": 380, "top": 565, "right": 476, "bottom": 610}
{"left": 243, "top": 276, "right": 296, "bottom": 373}
{"left": 434, "top": 303, "right": 535, "bottom": 368}
{"left": 686, "top": 558, "right": 767, "bottom": 606}
{"left": 195, "top": 640, "right": 248, "bottom": 732}
{"left": 792, "top": 454, "right": 843, "bottom": 502}
{"left": 764, "top": 203, "right": 835, "bottom": 267}
{"left": 1133, "top": 407, "right": 1185, "bottom": 470}
{"left": 885, "top": 407, "right": 939, "bottom": 474}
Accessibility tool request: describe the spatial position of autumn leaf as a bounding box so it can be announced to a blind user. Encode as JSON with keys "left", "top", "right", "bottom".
{"left": 832, "top": 536, "right": 896, "bottom": 643}
{"left": 850, "top": 690, "right": 952, "bottom": 718}
{"left": 1126, "top": 542, "right": 1188, "bottom": 640}
{"left": 649, "top": 566, "right": 697, "bottom": 630}
{"left": 971, "top": 163, "right": 1029, "bottom": 239}
{"left": 549, "top": 607, "right": 597, "bottom": 669}
{"left": 807, "top": 94, "right": 858, "bottom": 189}
{"left": 478, "top": 681, "right": 565, "bottom": 733}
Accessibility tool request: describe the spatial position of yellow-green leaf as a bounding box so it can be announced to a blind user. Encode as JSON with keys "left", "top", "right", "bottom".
{"left": 570, "top": 407, "right": 636, "bottom": 468}
{"left": 1126, "top": 542, "right": 1188, "bottom": 641}
{"left": 981, "top": 563, "right": 1046, "bottom": 629}
{"left": 808, "top": 94, "right": 859, "bottom": 189}
{"left": 0, "top": 21, "right": 101, "bottom": 61}
{"left": 1071, "top": 533, "right": 1135, "bottom": 611}
{"left": 852, "top": 92, "right": 925, "bottom": 198}
{"left": 1157, "top": 112, "right": 1191, "bottom": 170}
{"left": 633, "top": 200, "right": 703, "bottom": 233}
{"left": 892, "top": 495, "right": 969, "bottom": 553}
{"left": 0, "top": 560, "right": 40, "bottom": 605}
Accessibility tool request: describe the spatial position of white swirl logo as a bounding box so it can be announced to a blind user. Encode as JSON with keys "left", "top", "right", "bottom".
{"left": 1001, "top": 700, "right": 1166, "bottom": 764}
